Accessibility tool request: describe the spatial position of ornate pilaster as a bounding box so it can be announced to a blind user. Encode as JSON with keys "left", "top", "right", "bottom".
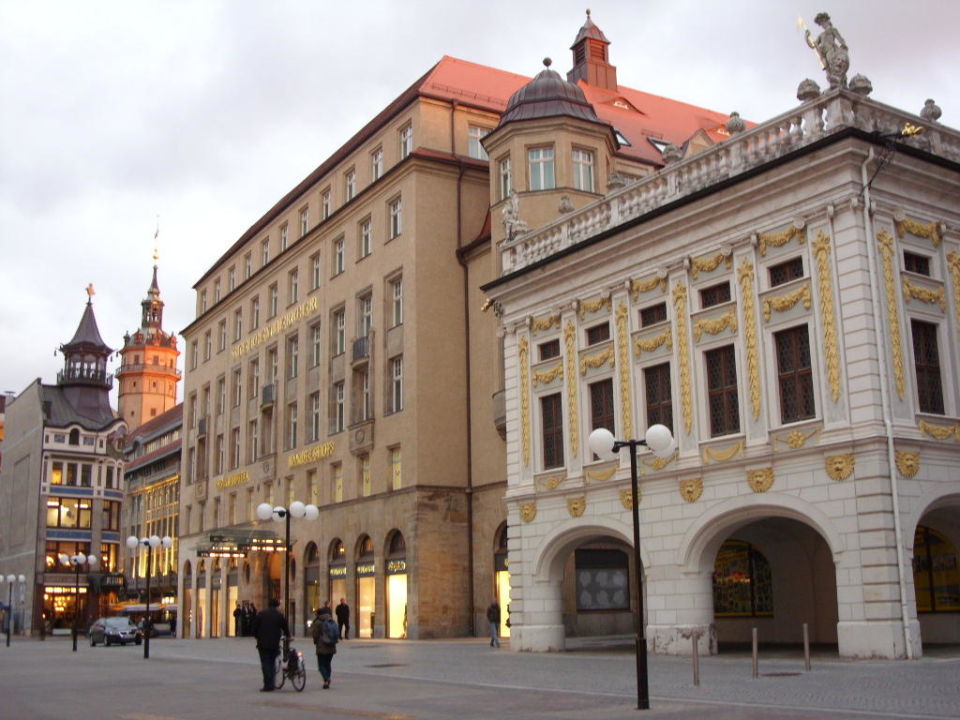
{"left": 877, "top": 230, "right": 905, "bottom": 399}
{"left": 737, "top": 259, "right": 762, "bottom": 420}
{"left": 518, "top": 336, "right": 530, "bottom": 466}
{"left": 672, "top": 283, "right": 693, "bottom": 434}
{"left": 564, "top": 322, "right": 579, "bottom": 459}
{"left": 615, "top": 302, "right": 633, "bottom": 441}
{"left": 813, "top": 232, "right": 841, "bottom": 401}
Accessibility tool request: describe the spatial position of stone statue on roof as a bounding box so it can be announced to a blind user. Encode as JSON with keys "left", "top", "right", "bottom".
{"left": 804, "top": 12, "right": 849, "bottom": 90}
{"left": 502, "top": 190, "right": 528, "bottom": 240}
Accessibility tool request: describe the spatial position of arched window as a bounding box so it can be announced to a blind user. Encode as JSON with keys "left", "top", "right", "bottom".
{"left": 387, "top": 531, "right": 405, "bottom": 557}
{"left": 69, "top": 429, "right": 80, "bottom": 446}
{"left": 913, "top": 526, "right": 960, "bottom": 612}
{"left": 712, "top": 540, "right": 773, "bottom": 617}
{"left": 328, "top": 538, "right": 345, "bottom": 563}
{"left": 357, "top": 535, "right": 374, "bottom": 561}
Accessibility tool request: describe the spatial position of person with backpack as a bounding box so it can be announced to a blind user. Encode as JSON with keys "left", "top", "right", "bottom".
{"left": 486, "top": 600, "right": 501, "bottom": 648}
{"left": 311, "top": 606, "right": 339, "bottom": 688}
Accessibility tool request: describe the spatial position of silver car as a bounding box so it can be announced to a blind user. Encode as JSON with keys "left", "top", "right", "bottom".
{"left": 89, "top": 617, "right": 143, "bottom": 646}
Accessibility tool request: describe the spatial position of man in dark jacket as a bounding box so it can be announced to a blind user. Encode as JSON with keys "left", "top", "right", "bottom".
{"left": 251, "top": 598, "right": 289, "bottom": 692}
{"left": 335, "top": 598, "right": 350, "bottom": 640}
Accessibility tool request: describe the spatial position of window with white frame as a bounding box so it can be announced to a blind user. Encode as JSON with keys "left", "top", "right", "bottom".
{"left": 200, "top": 289, "right": 207, "bottom": 314}
{"left": 287, "top": 334, "right": 299, "bottom": 379}
{"left": 311, "top": 253, "right": 321, "bottom": 290}
{"left": 359, "top": 218, "right": 372, "bottom": 258}
{"left": 528, "top": 146, "right": 555, "bottom": 190}
{"left": 389, "top": 355, "right": 403, "bottom": 413}
{"left": 204, "top": 330, "right": 212, "bottom": 361}
{"left": 499, "top": 156, "right": 512, "bottom": 200}
{"left": 911, "top": 319, "right": 945, "bottom": 414}
{"left": 372, "top": 147, "right": 383, "bottom": 181}
{"left": 345, "top": 169, "right": 357, "bottom": 201}
{"left": 360, "top": 453, "right": 371, "bottom": 496}
{"left": 228, "top": 267, "right": 236, "bottom": 291}
{"left": 399, "top": 123, "right": 413, "bottom": 159}
{"left": 234, "top": 309, "right": 243, "bottom": 341}
{"left": 643, "top": 362, "right": 673, "bottom": 433}
{"left": 286, "top": 402, "right": 298, "bottom": 450}
{"left": 267, "top": 347, "right": 278, "bottom": 384}
{"left": 358, "top": 294, "right": 373, "bottom": 338}
{"left": 311, "top": 323, "right": 322, "bottom": 367}
{"left": 572, "top": 148, "right": 595, "bottom": 192}
{"left": 332, "top": 308, "right": 345, "bottom": 356}
{"left": 261, "top": 238, "right": 270, "bottom": 266}
{"left": 248, "top": 419, "right": 259, "bottom": 463}
{"left": 389, "top": 197, "right": 402, "bottom": 238}
{"left": 231, "top": 428, "right": 240, "bottom": 469}
{"left": 250, "top": 296, "right": 260, "bottom": 330}
{"left": 321, "top": 190, "right": 331, "bottom": 220}
{"left": 390, "top": 275, "right": 403, "bottom": 327}
{"left": 214, "top": 278, "right": 222, "bottom": 302}
{"left": 389, "top": 447, "right": 402, "bottom": 491}
{"left": 310, "top": 392, "right": 321, "bottom": 442}
{"left": 269, "top": 283, "right": 278, "bottom": 317}
{"left": 288, "top": 268, "right": 299, "bottom": 304}
{"left": 244, "top": 253, "right": 252, "bottom": 280}
{"left": 249, "top": 359, "right": 260, "bottom": 398}
{"left": 218, "top": 319, "right": 227, "bottom": 352}
{"left": 468, "top": 126, "right": 490, "bottom": 160}
{"left": 299, "top": 206, "right": 310, "bottom": 237}
{"left": 280, "top": 224, "right": 288, "bottom": 251}
{"left": 333, "top": 381, "right": 345, "bottom": 433}
{"left": 232, "top": 368, "right": 242, "bottom": 407}
{"left": 216, "top": 377, "right": 226, "bottom": 415}
{"left": 190, "top": 340, "right": 198, "bottom": 370}
{"left": 334, "top": 237, "right": 344, "bottom": 275}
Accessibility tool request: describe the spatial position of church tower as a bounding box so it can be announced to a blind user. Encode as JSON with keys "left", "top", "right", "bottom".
{"left": 116, "top": 254, "right": 180, "bottom": 429}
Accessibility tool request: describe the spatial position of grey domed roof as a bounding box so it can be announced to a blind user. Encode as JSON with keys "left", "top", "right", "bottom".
{"left": 499, "top": 58, "right": 599, "bottom": 125}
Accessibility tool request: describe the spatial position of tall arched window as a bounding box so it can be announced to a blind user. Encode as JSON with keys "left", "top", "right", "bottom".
{"left": 712, "top": 540, "right": 773, "bottom": 617}
{"left": 913, "top": 526, "right": 960, "bottom": 612}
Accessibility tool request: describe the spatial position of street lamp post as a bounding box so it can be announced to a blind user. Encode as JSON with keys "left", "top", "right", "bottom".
{"left": 588, "top": 424, "right": 676, "bottom": 711}
{"left": 256, "top": 501, "right": 319, "bottom": 638}
{"left": 126, "top": 535, "right": 173, "bottom": 659}
{"left": 59, "top": 553, "right": 99, "bottom": 652}
{"left": 3, "top": 574, "right": 25, "bottom": 647}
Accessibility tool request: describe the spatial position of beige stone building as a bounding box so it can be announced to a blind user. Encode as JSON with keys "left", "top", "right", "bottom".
{"left": 177, "top": 14, "right": 737, "bottom": 640}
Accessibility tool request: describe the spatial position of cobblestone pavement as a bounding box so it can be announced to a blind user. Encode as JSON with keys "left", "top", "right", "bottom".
{"left": 1, "top": 635, "right": 958, "bottom": 720}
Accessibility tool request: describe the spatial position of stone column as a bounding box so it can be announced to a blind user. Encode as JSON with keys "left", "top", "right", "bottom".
{"left": 646, "top": 567, "right": 715, "bottom": 656}
{"left": 511, "top": 573, "right": 565, "bottom": 651}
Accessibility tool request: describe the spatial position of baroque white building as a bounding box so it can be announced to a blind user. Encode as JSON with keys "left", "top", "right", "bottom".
{"left": 483, "top": 70, "right": 960, "bottom": 657}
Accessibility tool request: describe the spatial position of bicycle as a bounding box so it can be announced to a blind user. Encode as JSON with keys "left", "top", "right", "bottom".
{"left": 274, "top": 641, "right": 306, "bottom": 691}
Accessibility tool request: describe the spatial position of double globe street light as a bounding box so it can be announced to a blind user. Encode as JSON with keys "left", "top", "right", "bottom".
{"left": 588, "top": 424, "right": 675, "bottom": 711}
{"left": 125, "top": 535, "right": 173, "bottom": 659}
{"left": 2, "top": 574, "right": 26, "bottom": 647}
{"left": 256, "top": 501, "right": 319, "bottom": 638}
{"left": 59, "top": 553, "right": 98, "bottom": 652}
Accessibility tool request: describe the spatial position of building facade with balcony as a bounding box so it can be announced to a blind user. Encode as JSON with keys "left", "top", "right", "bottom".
{"left": 0, "top": 293, "right": 127, "bottom": 635}
{"left": 482, "top": 47, "right": 960, "bottom": 657}
{"left": 177, "top": 13, "right": 739, "bottom": 639}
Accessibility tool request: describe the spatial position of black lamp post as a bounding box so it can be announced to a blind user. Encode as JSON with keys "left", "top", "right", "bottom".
{"left": 3, "top": 574, "right": 25, "bottom": 647}
{"left": 588, "top": 424, "right": 676, "bottom": 711}
{"left": 59, "top": 553, "right": 98, "bottom": 652}
{"left": 256, "top": 501, "right": 319, "bottom": 636}
{"left": 126, "top": 535, "right": 173, "bottom": 659}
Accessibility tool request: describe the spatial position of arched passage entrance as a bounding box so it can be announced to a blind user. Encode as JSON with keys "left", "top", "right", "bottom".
{"left": 494, "top": 523, "right": 511, "bottom": 639}
{"left": 384, "top": 530, "right": 407, "bottom": 638}
{"left": 303, "top": 542, "right": 320, "bottom": 624}
{"left": 910, "top": 492, "right": 960, "bottom": 649}
{"left": 181, "top": 559, "right": 192, "bottom": 639}
{"left": 355, "top": 535, "right": 375, "bottom": 638}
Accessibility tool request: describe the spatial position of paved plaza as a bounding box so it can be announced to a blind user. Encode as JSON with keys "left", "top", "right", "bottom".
{"left": 1, "top": 635, "right": 958, "bottom": 720}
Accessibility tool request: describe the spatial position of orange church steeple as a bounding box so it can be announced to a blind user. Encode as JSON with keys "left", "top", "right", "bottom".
{"left": 117, "top": 250, "right": 180, "bottom": 430}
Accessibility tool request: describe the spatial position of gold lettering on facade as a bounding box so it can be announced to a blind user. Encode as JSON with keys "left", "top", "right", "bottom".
{"left": 895, "top": 450, "right": 920, "bottom": 478}
{"left": 746, "top": 467, "right": 774, "bottom": 493}
{"left": 288, "top": 441, "right": 335, "bottom": 469}
{"left": 895, "top": 217, "right": 941, "bottom": 247}
{"left": 672, "top": 283, "right": 693, "bottom": 434}
{"left": 737, "top": 259, "right": 761, "bottom": 420}
{"left": 518, "top": 336, "right": 530, "bottom": 466}
{"left": 679, "top": 477, "right": 703, "bottom": 503}
{"left": 693, "top": 309, "right": 738, "bottom": 341}
{"left": 825, "top": 454, "right": 855, "bottom": 481}
{"left": 762, "top": 284, "right": 812, "bottom": 322}
{"left": 565, "top": 323, "right": 579, "bottom": 459}
{"left": 215, "top": 471, "right": 250, "bottom": 490}
{"left": 813, "top": 232, "right": 841, "bottom": 401}
{"left": 231, "top": 296, "right": 320, "bottom": 359}
{"left": 878, "top": 230, "right": 905, "bottom": 399}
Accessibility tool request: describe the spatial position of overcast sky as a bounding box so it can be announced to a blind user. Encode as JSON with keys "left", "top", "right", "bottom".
{"left": 1, "top": 0, "right": 957, "bottom": 402}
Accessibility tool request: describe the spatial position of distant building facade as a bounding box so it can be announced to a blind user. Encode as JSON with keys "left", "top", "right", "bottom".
{"left": 0, "top": 294, "right": 127, "bottom": 634}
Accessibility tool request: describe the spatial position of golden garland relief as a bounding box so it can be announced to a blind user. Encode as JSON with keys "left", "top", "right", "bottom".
{"left": 586, "top": 465, "right": 618, "bottom": 483}
{"left": 578, "top": 295, "right": 611, "bottom": 319}
{"left": 895, "top": 217, "right": 941, "bottom": 247}
{"left": 673, "top": 283, "right": 694, "bottom": 434}
{"left": 902, "top": 277, "right": 946, "bottom": 311}
{"left": 616, "top": 303, "right": 633, "bottom": 442}
{"left": 702, "top": 440, "right": 744, "bottom": 464}
{"left": 531, "top": 313, "right": 561, "bottom": 333}
{"left": 758, "top": 224, "right": 805, "bottom": 256}
{"left": 946, "top": 251, "right": 960, "bottom": 326}
{"left": 762, "top": 284, "right": 812, "bottom": 322}
{"left": 532, "top": 362, "right": 564, "bottom": 387}
{"left": 690, "top": 251, "right": 733, "bottom": 279}
{"left": 580, "top": 346, "right": 615, "bottom": 375}
{"left": 917, "top": 419, "right": 960, "bottom": 441}
{"left": 631, "top": 274, "right": 668, "bottom": 298}
{"left": 518, "top": 336, "right": 530, "bottom": 466}
{"left": 693, "top": 309, "right": 738, "bottom": 341}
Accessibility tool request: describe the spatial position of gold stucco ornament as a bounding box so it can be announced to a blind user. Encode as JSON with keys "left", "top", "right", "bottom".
{"left": 567, "top": 497, "right": 586, "bottom": 518}
{"left": 895, "top": 451, "right": 920, "bottom": 478}
{"left": 825, "top": 454, "right": 855, "bottom": 481}
{"left": 679, "top": 477, "right": 703, "bottom": 503}
{"left": 746, "top": 468, "right": 775, "bottom": 493}
{"left": 519, "top": 502, "right": 537, "bottom": 523}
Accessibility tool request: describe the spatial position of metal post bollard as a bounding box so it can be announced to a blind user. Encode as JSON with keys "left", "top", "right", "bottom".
{"left": 751, "top": 627, "right": 759, "bottom": 679}
{"left": 692, "top": 632, "right": 700, "bottom": 687}
{"left": 803, "top": 623, "right": 811, "bottom": 672}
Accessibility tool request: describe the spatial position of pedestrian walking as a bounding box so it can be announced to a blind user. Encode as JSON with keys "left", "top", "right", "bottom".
{"left": 486, "top": 600, "right": 501, "bottom": 648}
{"left": 311, "top": 607, "right": 339, "bottom": 689}
{"left": 233, "top": 601, "right": 242, "bottom": 637}
{"left": 251, "top": 598, "right": 289, "bottom": 692}
{"left": 335, "top": 598, "right": 350, "bottom": 640}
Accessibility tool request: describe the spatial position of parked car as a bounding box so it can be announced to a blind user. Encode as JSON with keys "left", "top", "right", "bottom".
{"left": 89, "top": 617, "right": 143, "bottom": 646}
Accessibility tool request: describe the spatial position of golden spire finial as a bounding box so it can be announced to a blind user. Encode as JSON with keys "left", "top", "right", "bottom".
{"left": 153, "top": 215, "right": 160, "bottom": 264}
{"left": 86, "top": 283, "right": 95, "bottom": 298}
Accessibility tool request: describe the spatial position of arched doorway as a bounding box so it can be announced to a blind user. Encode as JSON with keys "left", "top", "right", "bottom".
{"left": 494, "top": 523, "right": 511, "bottom": 638}
{"left": 182, "top": 560, "right": 192, "bottom": 639}
{"left": 384, "top": 530, "right": 407, "bottom": 639}
{"left": 196, "top": 560, "right": 207, "bottom": 639}
{"left": 304, "top": 542, "right": 320, "bottom": 627}
{"left": 227, "top": 561, "right": 239, "bottom": 637}
{"left": 710, "top": 518, "right": 838, "bottom": 649}
{"left": 210, "top": 559, "right": 222, "bottom": 638}
{"left": 355, "top": 535, "right": 375, "bottom": 638}
{"left": 912, "top": 494, "right": 960, "bottom": 648}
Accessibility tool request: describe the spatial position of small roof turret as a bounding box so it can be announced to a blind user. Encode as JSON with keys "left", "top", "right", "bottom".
{"left": 499, "top": 58, "right": 600, "bottom": 126}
